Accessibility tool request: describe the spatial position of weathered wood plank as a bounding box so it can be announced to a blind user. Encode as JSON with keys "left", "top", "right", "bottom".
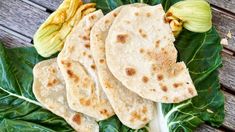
{"left": 219, "top": 53, "right": 235, "bottom": 91}
{"left": 208, "top": 0, "right": 235, "bottom": 14}
{"left": 223, "top": 91, "right": 235, "bottom": 130}
{"left": 196, "top": 124, "right": 223, "bottom": 132}
{"left": 0, "top": 27, "right": 31, "bottom": 48}
{"left": 212, "top": 8, "right": 235, "bottom": 52}
{"left": 29, "top": 0, "right": 235, "bottom": 15}
{"left": 29, "top": 0, "right": 63, "bottom": 11}
{"left": 29, "top": 0, "right": 91, "bottom": 11}
{"left": 0, "top": 0, "right": 49, "bottom": 38}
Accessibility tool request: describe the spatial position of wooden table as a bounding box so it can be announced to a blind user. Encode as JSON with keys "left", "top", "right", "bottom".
{"left": 0, "top": 0, "right": 234, "bottom": 131}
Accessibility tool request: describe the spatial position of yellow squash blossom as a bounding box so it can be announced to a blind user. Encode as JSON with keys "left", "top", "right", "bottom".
{"left": 34, "top": 0, "right": 96, "bottom": 57}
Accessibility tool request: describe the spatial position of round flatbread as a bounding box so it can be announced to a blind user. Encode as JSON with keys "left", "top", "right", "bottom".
{"left": 105, "top": 4, "right": 197, "bottom": 103}
{"left": 90, "top": 5, "right": 155, "bottom": 129}
{"left": 33, "top": 58, "right": 99, "bottom": 132}
{"left": 57, "top": 10, "right": 114, "bottom": 120}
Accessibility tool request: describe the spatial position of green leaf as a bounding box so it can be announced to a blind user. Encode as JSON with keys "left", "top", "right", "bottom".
{"left": 98, "top": 116, "right": 148, "bottom": 132}
{"left": 162, "top": 27, "right": 224, "bottom": 131}
{"left": 90, "top": 0, "right": 161, "bottom": 14}
{"left": 98, "top": 116, "right": 122, "bottom": 132}
{"left": 0, "top": 42, "right": 73, "bottom": 132}
{"left": 90, "top": 0, "right": 224, "bottom": 132}
{"left": 158, "top": 0, "right": 180, "bottom": 11}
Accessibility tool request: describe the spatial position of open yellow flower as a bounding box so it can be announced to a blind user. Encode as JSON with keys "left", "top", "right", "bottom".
{"left": 34, "top": 0, "right": 96, "bottom": 57}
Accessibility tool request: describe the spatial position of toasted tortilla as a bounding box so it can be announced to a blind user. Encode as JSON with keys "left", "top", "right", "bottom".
{"left": 33, "top": 58, "right": 99, "bottom": 132}
{"left": 105, "top": 4, "right": 197, "bottom": 103}
{"left": 57, "top": 10, "right": 114, "bottom": 120}
{"left": 90, "top": 5, "right": 155, "bottom": 129}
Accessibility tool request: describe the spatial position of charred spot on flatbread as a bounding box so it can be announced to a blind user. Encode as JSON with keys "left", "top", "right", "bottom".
{"left": 105, "top": 19, "right": 110, "bottom": 24}
{"left": 72, "top": 114, "right": 81, "bottom": 125}
{"left": 142, "top": 106, "right": 147, "bottom": 114}
{"left": 173, "top": 83, "right": 183, "bottom": 88}
{"left": 173, "top": 97, "right": 180, "bottom": 103}
{"left": 162, "top": 96, "right": 168, "bottom": 101}
{"left": 135, "top": 12, "right": 139, "bottom": 16}
{"left": 89, "top": 14, "right": 97, "bottom": 20}
{"left": 113, "top": 13, "right": 117, "bottom": 17}
{"left": 100, "top": 109, "right": 110, "bottom": 117}
{"left": 84, "top": 43, "right": 90, "bottom": 49}
{"left": 146, "top": 12, "right": 151, "bottom": 17}
{"left": 91, "top": 64, "right": 96, "bottom": 70}
{"left": 188, "top": 87, "right": 195, "bottom": 95}
{"left": 80, "top": 98, "right": 91, "bottom": 106}
{"left": 61, "top": 60, "right": 72, "bottom": 68}
{"left": 155, "top": 40, "right": 160, "bottom": 48}
{"left": 125, "top": 67, "right": 136, "bottom": 76}
{"left": 139, "top": 48, "right": 145, "bottom": 53}
{"left": 99, "top": 59, "right": 105, "bottom": 64}
{"left": 47, "top": 78, "right": 58, "bottom": 87}
{"left": 130, "top": 111, "right": 141, "bottom": 122}
{"left": 160, "top": 85, "right": 168, "bottom": 92}
{"left": 66, "top": 69, "right": 80, "bottom": 82}
{"left": 116, "top": 34, "right": 129, "bottom": 44}
{"left": 142, "top": 76, "right": 149, "bottom": 83}
{"left": 157, "top": 74, "right": 164, "bottom": 81}
{"left": 138, "top": 29, "right": 147, "bottom": 38}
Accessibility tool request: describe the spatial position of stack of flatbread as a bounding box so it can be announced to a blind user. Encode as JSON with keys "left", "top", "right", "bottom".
{"left": 33, "top": 3, "right": 197, "bottom": 131}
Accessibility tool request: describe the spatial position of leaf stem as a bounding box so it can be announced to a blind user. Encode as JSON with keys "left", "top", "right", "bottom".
{"left": 0, "top": 87, "right": 43, "bottom": 107}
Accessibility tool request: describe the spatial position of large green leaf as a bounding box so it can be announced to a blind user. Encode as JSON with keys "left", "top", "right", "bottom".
{"left": 98, "top": 116, "right": 148, "bottom": 132}
{"left": 162, "top": 27, "right": 224, "bottom": 131}
{"left": 0, "top": 42, "right": 73, "bottom": 132}
{"left": 90, "top": 0, "right": 160, "bottom": 14}
{"left": 89, "top": 0, "right": 224, "bottom": 132}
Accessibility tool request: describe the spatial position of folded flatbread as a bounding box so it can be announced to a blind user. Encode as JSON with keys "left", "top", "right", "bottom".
{"left": 57, "top": 10, "right": 114, "bottom": 120}
{"left": 90, "top": 5, "right": 155, "bottom": 129}
{"left": 105, "top": 4, "right": 197, "bottom": 103}
{"left": 33, "top": 58, "right": 99, "bottom": 132}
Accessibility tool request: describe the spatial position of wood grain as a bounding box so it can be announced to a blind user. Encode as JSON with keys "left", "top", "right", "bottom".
{"left": 223, "top": 91, "right": 235, "bottom": 130}
{"left": 0, "top": 0, "right": 49, "bottom": 38}
{"left": 219, "top": 53, "right": 235, "bottom": 91}
{"left": 196, "top": 124, "right": 223, "bottom": 132}
{"left": 29, "top": 0, "right": 63, "bottom": 11}
{"left": 208, "top": 0, "right": 235, "bottom": 14}
{"left": 29, "top": 0, "right": 91, "bottom": 11}
{"left": 212, "top": 8, "right": 235, "bottom": 52}
{"left": 0, "top": 28, "right": 31, "bottom": 48}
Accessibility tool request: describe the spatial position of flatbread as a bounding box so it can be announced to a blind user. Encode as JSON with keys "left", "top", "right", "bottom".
{"left": 90, "top": 5, "right": 155, "bottom": 129}
{"left": 105, "top": 4, "right": 197, "bottom": 103}
{"left": 57, "top": 10, "right": 114, "bottom": 120}
{"left": 33, "top": 58, "right": 99, "bottom": 132}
